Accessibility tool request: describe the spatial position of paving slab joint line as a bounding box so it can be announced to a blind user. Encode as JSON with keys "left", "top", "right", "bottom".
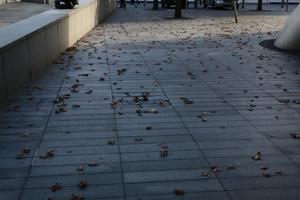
{"left": 104, "top": 24, "right": 128, "bottom": 200}
{"left": 118, "top": 23, "right": 234, "bottom": 200}
{"left": 155, "top": 29, "right": 300, "bottom": 180}
{"left": 203, "top": 51, "right": 300, "bottom": 170}
{"left": 16, "top": 61, "right": 70, "bottom": 200}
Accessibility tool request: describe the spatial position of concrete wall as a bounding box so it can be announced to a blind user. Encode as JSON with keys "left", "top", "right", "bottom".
{"left": 274, "top": 4, "right": 300, "bottom": 51}
{"left": 0, "top": 55, "right": 5, "bottom": 102}
{"left": 0, "top": 0, "right": 117, "bottom": 102}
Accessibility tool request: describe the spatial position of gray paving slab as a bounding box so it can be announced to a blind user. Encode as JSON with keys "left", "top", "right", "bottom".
{"left": 126, "top": 191, "right": 231, "bottom": 200}
{"left": 0, "top": 190, "right": 21, "bottom": 200}
{"left": 221, "top": 175, "right": 300, "bottom": 190}
{"left": 0, "top": 3, "right": 300, "bottom": 200}
{"left": 24, "top": 173, "right": 123, "bottom": 189}
{"left": 228, "top": 188, "right": 300, "bottom": 200}
{"left": 125, "top": 179, "right": 224, "bottom": 196}
{"left": 123, "top": 158, "right": 209, "bottom": 172}
{"left": 20, "top": 184, "right": 124, "bottom": 200}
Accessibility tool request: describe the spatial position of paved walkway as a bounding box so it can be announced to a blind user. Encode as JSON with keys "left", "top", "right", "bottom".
{"left": 0, "top": 2, "right": 52, "bottom": 27}
{"left": 1, "top": 4, "right": 300, "bottom": 200}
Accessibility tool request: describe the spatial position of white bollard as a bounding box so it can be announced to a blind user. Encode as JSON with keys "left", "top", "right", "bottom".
{"left": 274, "top": 5, "right": 300, "bottom": 51}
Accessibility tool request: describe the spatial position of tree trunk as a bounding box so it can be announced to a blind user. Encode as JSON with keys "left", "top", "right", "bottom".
{"left": 232, "top": 0, "right": 238, "bottom": 23}
{"left": 183, "top": 0, "right": 187, "bottom": 9}
{"left": 257, "top": 0, "right": 262, "bottom": 11}
{"left": 203, "top": 0, "right": 208, "bottom": 8}
{"left": 175, "top": 0, "right": 183, "bottom": 18}
{"left": 153, "top": 0, "right": 159, "bottom": 10}
{"left": 281, "top": 0, "right": 284, "bottom": 8}
{"left": 242, "top": 0, "right": 245, "bottom": 9}
{"left": 194, "top": 0, "right": 198, "bottom": 8}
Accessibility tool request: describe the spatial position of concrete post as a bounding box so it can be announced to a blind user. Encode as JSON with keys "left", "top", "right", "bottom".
{"left": 274, "top": 5, "right": 300, "bottom": 51}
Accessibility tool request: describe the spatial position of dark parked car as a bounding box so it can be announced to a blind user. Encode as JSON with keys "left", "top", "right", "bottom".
{"left": 162, "top": 0, "right": 188, "bottom": 8}
{"left": 206, "top": 0, "right": 240, "bottom": 9}
{"left": 55, "top": 0, "right": 78, "bottom": 9}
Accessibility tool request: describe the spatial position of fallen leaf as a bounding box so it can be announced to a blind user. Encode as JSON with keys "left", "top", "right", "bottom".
{"left": 262, "top": 172, "right": 271, "bottom": 177}
{"left": 180, "top": 97, "right": 193, "bottom": 105}
{"left": 50, "top": 183, "right": 62, "bottom": 192}
{"left": 117, "top": 68, "right": 127, "bottom": 75}
{"left": 187, "top": 72, "right": 196, "bottom": 79}
{"left": 201, "top": 117, "right": 208, "bottom": 122}
{"left": 275, "top": 171, "right": 283, "bottom": 175}
{"left": 79, "top": 73, "right": 89, "bottom": 77}
{"left": 201, "top": 171, "right": 210, "bottom": 177}
{"left": 136, "top": 108, "right": 158, "bottom": 114}
{"left": 251, "top": 152, "right": 262, "bottom": 161}
{"left": 174, "top": 188, "right": 185, "bottom": 196}
{"left": 85, "top": 90, "right": 93, "bottom": 94}
{"left": 16, "top": 154, "right": 23, "bottom": 160}
{"left": 40, "top": 149, "right": 55, "bottom": 159}
{"left": 55, "top": 103, "right": 67, "bottom": 114}
{"left": 279, "top": 99, "right": 290, "bottom": 104}
{"left": 160, "top": 143, "right": 168, "bottom": 157}
{"left": 226, "top": 166, "right": 235, "bottom": 170}
{"left": 78, "top": 180, "right": 88, "bottom": 189}
{"left": 289, "top": 133, "right": 300, "bottom": 139}
{"left": 22, "top": 147, "right": 30, "bottom": 154}
{"left": 210, "top": 166, "right": 220, "bottom": 173}
{"left": 77, "top": 166, "right": 84, "bottom": 172}
{"left": 88, "top": 161, "right": 98, "bottom": 167}
{"left": 70, "top": 194, "right": 85, "bottom": 200}
{"left": 134, "top": 138, "right": 143, "bottom": 142}
{"left": 261, "top": 166, "right": 268, "bottom": 170}
{"left": 107, "top": 140, "right": 115, "bottom": 145}
{"left": 19, "top": 132, "right": 30, "bottom": 137}
{"left": 72, "top": 104, "right": 81, "bottom": 108}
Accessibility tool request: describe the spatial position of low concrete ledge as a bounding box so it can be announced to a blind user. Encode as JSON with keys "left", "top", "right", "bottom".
{"left": 0, "top": 0, "right": 117, "bottom": 102}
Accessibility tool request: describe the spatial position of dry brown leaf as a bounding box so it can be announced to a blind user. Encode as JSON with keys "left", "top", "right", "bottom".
{"left": 275, "top": 171, "right": 283, "bottom": 175}
{"left": 261, "top": 166, "right": 268, "bottom": 170}
{"left": 290, "top": 133, "right": 300, "bottom": 139}
{"left": 107, "top": 140, "right": 115, "bottom": 145}
{"left": 201, "top": 171, "right": 210, "bottom": 177}
{"left": 252, "top": 152, "right": 262, "bottom": 161}
{"left": 180, "top": 97, "right": 193, "bottom": 105}
{"left": 77, "top": 166, "right": 84, "bottom": 172}
{"left": 160, "top": 143, "right": 168, "bottom": 157}
{"left": 88, "top": 161, "right": 98, "bottom": 167}
{"left": 262, "top": 172, "right": 271, "bottom": 177}
{"left": 78, "top": 180, "right": 88, "bottom": 189}
{"left": 19, "top": 132, "right": 30, "bottom": 137}
{"left": 174, "top": 188, "right": 185, "bottom": 196}
{"left": 134, "top": 138, "right": 143, "bottom": 142}
{"left": 40, "top": 149, "right": 55, "bottom": 159}
{"left": 50, "top": 183, "right": 62, "bottom": 192}
{"left": 226, "top": 166, "right": 235, "bottom": 171}
{"left": 210, "top": 166, "right": 220, "bottom": 173}
{"left": 70, "top": 194, "right": 85, "bottom": 200}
